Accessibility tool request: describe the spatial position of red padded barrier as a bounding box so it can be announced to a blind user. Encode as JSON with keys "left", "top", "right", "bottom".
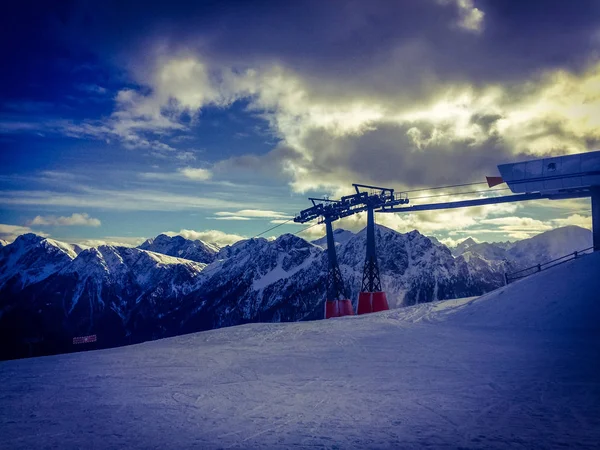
{"left": 325, "top": 300, "right": 338, "bottom": 319}
{"left": 357, "top": 292, "right": 373, "bottom": 315}
{"left": 372, "top": 292, "right": 389, "bottom": 312}
{"left": 338, "top": 299, "right": 354, "bottom": 316}
{"left": 325, "top": 299, "right": 354, "bottom": 319}
{"left": 358, "top": 292, "right": 389, "bottom": 314}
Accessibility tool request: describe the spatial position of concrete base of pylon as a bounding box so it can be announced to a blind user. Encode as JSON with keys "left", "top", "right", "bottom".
{"left": 357, "top": 291, "right": 389, "bottom": 315}
{"left": 325, "top": 299, "right": 354, "bottom": 319}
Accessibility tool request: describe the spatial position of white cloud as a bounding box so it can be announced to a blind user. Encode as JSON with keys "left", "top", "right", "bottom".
{"left": 270, "top": 219, "right": 304, "bottom": 225}
{"left": 213, "top": 216, "right": 252, "bottom": 221}
{"left": 527, "top": 198, "right": 591, "bottom": 214}
{"left": 454, "top": 0, "right": 485, "bottom": 33}
{"left": 163, "top": 229, "right": 246, "bottom": 246}
{"left": 297, "top": 223, "right": 326, "bottom": 241}
{"left": 29, "top": 213, "right": 101, "bottom": 227}
{"left": 175, "top": 151, "right": 197, "bottom": 162}
{"left": 0, "top": 224, "right": 48, "bottom": 242}
{"left": 0, "top": 188, "right": 247, "bottom": 211}
{"left": 178, "top": 167, "right": 212, "bottom": 181}
{"left": 139, "top": 169, "right": 212, "bottom": 183}
{"left": 26, "top": 51, "right": 599, "bottom": 196}
{"left": 479, "top": 216, "right": 553, "bottom": 238}
{"left": 551, "top": 214, "right": 592, "bottom": 230}
{"left": 214, "top": 209, "right": 291, "bottom": 219}
{"left": 76, "top": 84, "right": 108, "bottom": 94}
{"left": 70, "top": 236, "right": 147, "bottom": 248}
{"left": 310, "top": 200, "right": 519, "bottom": 236}
{"left": 438, "top": 236, "right": 466, "bottom": 248}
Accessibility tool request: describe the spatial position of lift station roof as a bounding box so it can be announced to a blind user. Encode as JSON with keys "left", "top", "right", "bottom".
{"left": 498, "top": 150, "right": 600, "bottom": 194}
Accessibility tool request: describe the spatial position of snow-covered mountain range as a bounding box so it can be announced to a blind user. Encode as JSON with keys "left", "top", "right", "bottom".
{"left": 138, "top": 233, "right": 219, "bottom": 263}
{"left": 4, "top": 251, "right": 599, "bottom": 449}
{"left": 0, "top": 225, "right": 592, "bottom": 359}
{"left": 452, "top": 225, "right": 592, "bottom": 267}
{"left": 311, "top": 228, "right": 355, "bottom": 249}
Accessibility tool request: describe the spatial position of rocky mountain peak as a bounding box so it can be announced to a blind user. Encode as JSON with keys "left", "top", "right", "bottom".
{"left": 138, "top": 233, "right": 218, "bottom": 263}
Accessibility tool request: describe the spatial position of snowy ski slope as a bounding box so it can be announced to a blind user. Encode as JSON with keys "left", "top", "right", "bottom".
{"left": 1, "top": 253, "right": 599, "bottom": 449}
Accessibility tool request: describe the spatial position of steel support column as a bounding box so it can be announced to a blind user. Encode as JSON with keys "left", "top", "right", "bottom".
{"left": 592, "top": 187, "right": 600, "bottom": 251}
{"left": 325, "top": 218, "right": 348, "bottom": 301}
{"left": 361, "top": 206, "right": 382, "bottom": 292}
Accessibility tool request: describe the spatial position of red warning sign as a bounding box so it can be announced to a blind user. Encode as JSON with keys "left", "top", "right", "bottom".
{"left": 73, "top": 335, "right": 97, "bottom": 345}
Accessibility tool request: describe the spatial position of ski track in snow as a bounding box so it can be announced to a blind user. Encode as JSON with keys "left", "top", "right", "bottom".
{"left": 1, "top": 255, "right": 600, "bottom": 449}
{"left": 1, "top": 319, "right": 598, "bottom": 449}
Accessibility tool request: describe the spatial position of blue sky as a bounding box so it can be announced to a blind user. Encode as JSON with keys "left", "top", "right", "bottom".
{"left": 0, "top": 1, "right": 599, "bottom": 247}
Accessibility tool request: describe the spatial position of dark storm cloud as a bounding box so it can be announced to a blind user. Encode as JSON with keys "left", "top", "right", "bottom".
{"left": 286, "top": 120, "right": 523, "bottom": 188}
{"left": 6, "top": 1, "right": 598, "bottom": 97}
{"left": 470, "top": 113, "right": 503, "bottom": 134}
{"left": 3, "top": 0, "right": 599, "bottom": 192}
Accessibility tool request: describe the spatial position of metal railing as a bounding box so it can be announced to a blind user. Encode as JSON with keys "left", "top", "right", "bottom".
{"left": 505, "top": 246, "right": 594, "bottom": 284}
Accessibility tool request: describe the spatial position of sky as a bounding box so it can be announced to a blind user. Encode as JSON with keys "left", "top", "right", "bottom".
{"left": 0, "top": 0, "right": 599, "bottom": 247}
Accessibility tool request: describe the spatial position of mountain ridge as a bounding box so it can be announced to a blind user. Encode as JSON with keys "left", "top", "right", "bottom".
{"left": 0, "top": 225, "right": 592, "bottom": 360}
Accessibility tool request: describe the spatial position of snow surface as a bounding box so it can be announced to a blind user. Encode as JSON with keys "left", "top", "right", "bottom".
{"left": 252, "top": 252, "right": 319, "bottom": 290}
{"left": 1, "top": 253, "right": 600, "bottom": 449}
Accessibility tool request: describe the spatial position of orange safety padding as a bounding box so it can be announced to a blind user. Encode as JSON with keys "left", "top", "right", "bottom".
{"left": 372, "top": 292, "right": 389, "bottom": 312}
{"left": 486, "top": 176, "right": 504, "bottom": 188}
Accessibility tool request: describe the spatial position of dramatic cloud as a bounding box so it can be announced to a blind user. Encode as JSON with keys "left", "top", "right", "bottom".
{"left": 72, "top": 51, "right": 599, "bottom": 195}
{"left": 164, "top": 229, "right": 246, "bottom": 246}
{"left": 29, "top": 213, "right": 101, "bottom": 227}
{"left": 2, "top": 0, "right": 599, "bottom": 243}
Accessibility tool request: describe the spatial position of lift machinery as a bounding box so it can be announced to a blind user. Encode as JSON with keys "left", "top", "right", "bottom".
{"left": 294, "top": 184, "right": 408, "bottom": 318}
{"left": 294, "top": 149, "right": 600, "bottom": 320}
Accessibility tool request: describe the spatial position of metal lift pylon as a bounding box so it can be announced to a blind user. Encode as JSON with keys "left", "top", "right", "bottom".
{"left": 324, "top": 217, "right": 353, "bottom": 319}
{"left": 357, "top": 204, "right": 389, "bottom": 314}
{"left": 294, "top": 185, "right": 407, "bottom": 319}
{"left": 294, "top": 197, "right": 355, "bottom": 319}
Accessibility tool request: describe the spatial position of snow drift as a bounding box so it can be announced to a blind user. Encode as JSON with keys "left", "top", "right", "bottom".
{"left": 449, "top": 250, "right": 600, "bottom": 331}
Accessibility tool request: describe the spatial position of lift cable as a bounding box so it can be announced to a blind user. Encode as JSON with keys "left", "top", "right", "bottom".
{"left": 409, "top": 187, "right": 511, "bottom": 201}
{"left": 293, "top": 222, "right": 321, "bottom": 236}
{"left": 251, "top": 218, "right": 321, "bottom": 240}
{"left": 251, "top": 183, "right": 504, "bottom": 239}
{"left": 252, "top": 218, "right": 294, "bottom": 238}
{"left": 401, "top": 181, "right": 488, "bottom": 194}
